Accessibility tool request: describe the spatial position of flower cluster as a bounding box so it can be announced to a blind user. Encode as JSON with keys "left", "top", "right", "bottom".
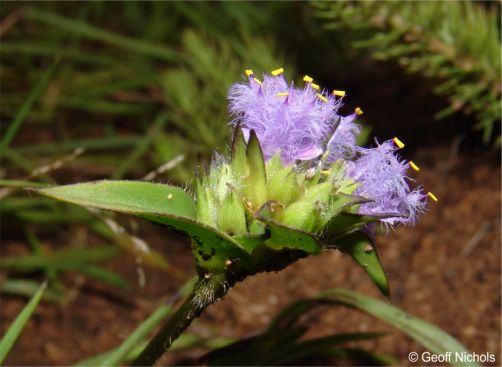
{"left": 228, "top": 69, "right": 360, "bottom": 164}
{"left": 228, "top": 69, "right": 435, "bottom": 227}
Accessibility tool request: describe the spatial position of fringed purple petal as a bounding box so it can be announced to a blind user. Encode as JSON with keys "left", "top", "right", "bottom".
{"left": 347, "top": 140, "right": 427, "bottom": 226}
{"left": 228, "top": 73, "right": 345, "bottom": 164}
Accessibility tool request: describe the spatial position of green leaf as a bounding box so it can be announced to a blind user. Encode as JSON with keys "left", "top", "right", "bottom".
{"left": 253, "top": 202, "right": 321, "bottom": 255}
{"left": 34, "top": 181, "right": 196, "bottom": 219}
{"left": 0, "top": 282, "right": 46, "bottom": 363}
{"left": 232, "top": 235, "right": 263, "bottom": 254}
{"left": 260, "top": 216, "right": 321, "bottom": 255}
{"left": 323, "top": 212, "right": 403, "bottom": 239}
{"left": 324, "top": 347, "right": 399, "bottom": 366}
{"left": 34, "top": 180, "right": 251, "bottom": 273}
{"left": 336, "top": 231, "right": 389, "bottom": 297}
{"left": 269, "top": 332, "right": 386, "bottom": 365}
{"left": 318, "top": 288, "right": 479, "bottom": 367}
{"left": 326, "top": 193, "right": 369, "bottom": 219}
{"left": 189, "top": 217, "right": 254, "bottom": 273}
{"left": 267, "top": 298, "right": 328, "bottom": 331}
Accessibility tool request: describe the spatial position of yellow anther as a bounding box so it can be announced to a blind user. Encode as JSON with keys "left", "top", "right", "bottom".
{"left": 276, "top": 92, "right": 289, "bottom": 97}
{"left": 303, "top": 75, "right": 313, "bottom": 83}
{"left": 332, "top": 90, "right": 346, "bottom": 97}
{"left": 409, "top": 161, "right": 420, "bottom": 172}
{"left": 393, "top": 137, "right": 405, "bottom": 149}
{"left": 271, "top": 67, "right": 284, "bottom": 76}
{"left": 321, "top": 169, "right": 331, "bottom": 176}
{"left": 427, "top": 192, "right": 438, "bottom": 202}
{"left": 245, "top": 69, "right": 254, "bottom": 76}
{"left": 253, "top": 77, "right": 262, "bottom": 85}
{"left": 311, "top": 83, "right": 320, "bottom": 90}
{"left": 167, "top": 193, "right": 173, "bottom": 200}
{"left": 316, "top": 93, "right": 328, "bottom": 102}
{"left": 355, "top": 107, "right": 364, "bottom": 116}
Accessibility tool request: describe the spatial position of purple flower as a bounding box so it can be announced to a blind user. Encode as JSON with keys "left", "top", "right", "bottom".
{"left": 227, "top": 70, "right": 430, "bottom": 228}
{"left": 228, "top": 72, "right": 347, "bottom": 164}
{"left": 326, "top": 113, "right": 361, "bottom": 162}
{"left": 346, "top": 140, "right": 427, "bottom": 226}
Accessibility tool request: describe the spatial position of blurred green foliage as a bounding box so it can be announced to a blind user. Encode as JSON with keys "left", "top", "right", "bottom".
{"left": 1, "top": 3, "right": 289, "bottom": 182}
{"left": 314, "top": 1, "right": 501, "bottom": 144}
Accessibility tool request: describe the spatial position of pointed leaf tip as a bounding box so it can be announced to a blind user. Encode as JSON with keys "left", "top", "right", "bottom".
{"left": 336, "top": 231, "right": 390, "bottom": 297}
{"left": 34, "top": 180, "right": 196, "bottom": 219}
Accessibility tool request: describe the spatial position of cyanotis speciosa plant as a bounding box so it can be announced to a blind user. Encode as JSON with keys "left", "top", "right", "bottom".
{"left": 35, "top": 68, "right": 437, "bottom": 297}
{"left": 193, "top": 68, "right": 436, "bottom": 286}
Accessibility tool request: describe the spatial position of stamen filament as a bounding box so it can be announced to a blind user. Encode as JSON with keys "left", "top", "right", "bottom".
{"left": 316, "top": 93, "right": 328, "bottom": 102}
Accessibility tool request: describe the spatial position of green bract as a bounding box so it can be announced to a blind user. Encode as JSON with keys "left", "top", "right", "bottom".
{"left": 34, "top": 128, "right": 391, "bottom": 296}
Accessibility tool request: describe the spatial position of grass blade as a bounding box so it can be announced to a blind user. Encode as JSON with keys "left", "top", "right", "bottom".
{"left": 0, "top": 62, "right": 57, "bottom": 156}
{"left": 89, "top": 278, "right": 197, "bottom": 366}
{"left": 25, "top": 8, "right": 181, "bottom": 62}
{"left": 0, "top": 282, "right": 46, "bottom": 363}
{"left": 15, "top": 136, "right": 141, "bottom": 155}
{"left": 99, "top": 303, "right": 173, "bottom": 366}
{"left": 0, "top": 279, "right": 63, "bottom": 303}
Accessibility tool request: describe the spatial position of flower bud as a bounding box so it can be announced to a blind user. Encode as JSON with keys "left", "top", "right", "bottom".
{"left": 267, "top": 164, "right": 300, "bottom": 206}
{"left": 217, "top": 190, "right": 247, "bottom": 236}
{"left": 195, "top": 181, "right": 217, "bottom": 227}
{"left": 279, "top": 201, "right": 318, "bottom": 232}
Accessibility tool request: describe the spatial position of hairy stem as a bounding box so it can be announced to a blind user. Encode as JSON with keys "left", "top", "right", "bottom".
{"left": 131, "top": 274, "right": 228, "bottom": 366}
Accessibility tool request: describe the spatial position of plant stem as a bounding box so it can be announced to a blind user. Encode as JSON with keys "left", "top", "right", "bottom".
{"left": 131, "top": 274, "right": 228, "bottom": 366}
